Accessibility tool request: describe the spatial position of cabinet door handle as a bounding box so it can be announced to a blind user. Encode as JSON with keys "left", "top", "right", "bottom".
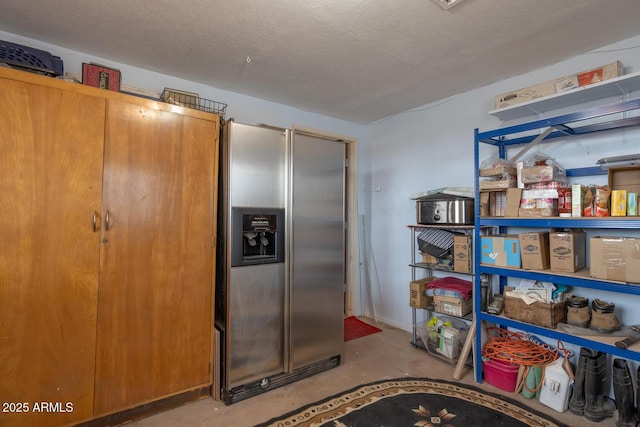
{"left": 105, "top": 210, "right": 111, "bottom": 231}
{"left": 93, "top": 211, "right": 98, "bottom": 232}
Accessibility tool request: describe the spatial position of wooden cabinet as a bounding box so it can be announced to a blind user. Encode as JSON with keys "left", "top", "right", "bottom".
{"left": 0, "top": 73, "right": 105, "bottom": 426}
{"left": 0, "top": 67, "right": 218, "bottom": 425}
{"left": 94, "top": 99, "right": 217, "bottom": 414}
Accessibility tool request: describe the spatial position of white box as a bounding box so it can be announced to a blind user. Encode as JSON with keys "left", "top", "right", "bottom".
{"left": 571, "top": 184, "right": 582, "bottom": 217}
{"left": 495, "top": 61, "right": 624, "bottom": 109}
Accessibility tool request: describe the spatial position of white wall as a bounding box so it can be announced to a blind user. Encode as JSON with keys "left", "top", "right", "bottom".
{"left": 364, "top": 34, "right": 640, "bottom": 333}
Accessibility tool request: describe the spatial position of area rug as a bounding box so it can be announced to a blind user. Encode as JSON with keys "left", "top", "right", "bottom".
{"left": 255, "top": 377, "right": 569, "bottom": 427}
{"left": 344, "top": 316, "right": 382, "bottom": 342}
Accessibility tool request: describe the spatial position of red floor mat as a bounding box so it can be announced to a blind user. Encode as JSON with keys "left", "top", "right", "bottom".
{"left": 344, "top": 316, "right": 382, "bottom": 342}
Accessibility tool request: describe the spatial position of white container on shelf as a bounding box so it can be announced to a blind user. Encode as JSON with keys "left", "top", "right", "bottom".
{"left": 539, "top": 358, "right": 572, "bottom": 412}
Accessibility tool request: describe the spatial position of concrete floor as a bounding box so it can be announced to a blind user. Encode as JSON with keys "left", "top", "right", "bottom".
{"left": 130, "top": 318, "right": 616, "bottom": 427}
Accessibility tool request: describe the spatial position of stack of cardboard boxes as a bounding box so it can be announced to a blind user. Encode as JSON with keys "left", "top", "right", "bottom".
{"left": 480, "top": 229, "right": 587, "bottom": 273}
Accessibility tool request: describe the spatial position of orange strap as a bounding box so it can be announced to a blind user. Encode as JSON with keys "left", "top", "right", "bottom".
{"left": 482, "top": 327, "right": 558, "bottom": 366}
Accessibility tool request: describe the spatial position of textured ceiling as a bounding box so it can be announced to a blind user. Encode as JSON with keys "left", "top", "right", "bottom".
{"left": 2, "top": 0, "right": 640, "bottom": 124}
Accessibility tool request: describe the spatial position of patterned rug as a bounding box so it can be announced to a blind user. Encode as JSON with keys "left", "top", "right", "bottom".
{"left": 255, "top": 378, "right": 568, "bottom": 427}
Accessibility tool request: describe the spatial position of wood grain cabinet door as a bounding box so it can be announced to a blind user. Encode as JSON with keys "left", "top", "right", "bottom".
{"left": 94, "top": 100, "right": 217, "bottom": 414}
{"left": 0, "top": 77, "right": 105, "bottom": 426}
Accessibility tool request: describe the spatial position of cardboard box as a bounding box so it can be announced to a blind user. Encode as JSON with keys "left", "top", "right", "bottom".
{"left": 420, "top": 252, "right": 438, "bottom": 264}
{"left": 516, "top": 161, "right": 525, "bottom": 188}
{"left": 590, "top": 236, "right": 640, "bottom": 283}
{"left": 571, "top": 184, "right": 583, "bottom": 217}
{"left": 628, "top": 193, "right": 638, "bottom": 216}
{"left": 611, "top": 190, "right": 628, "bottom": 216}
{"left": 453, "top": 235, "right": 472, "bottom": 273}
{"left": 495, "top": 80, "right": 556, "bottom": 110}
{"left": 434, "top": 295, "right": 472, "bottom": 317}
{"left": 518, "top": 198, "right": 558, "bottom": 217}
{"left": 480, "top": 190, "right": 519, "bottom": 217}
{"left": 549, "top": 230, "right": 586, "bottom": 273}
{"left": 410, "top": 277, "right": 435, "bottom": 308}
{"left": 481, "top": 235, "right": 521, "bottom": 268}
{"left": 494, "top": 61, "right": 623, "bottom": 109}
{"left": 479, "top": 176, "right": 517, "bottom": 191}
{"left": 506, "top": 188, "right": 522, "bottom": 217}
{"left": 480, "top": 192, "right": 490, "bottom": 217}
{"left": 521, "top": 165, "right": 567, "bottom": 184}
{"left": 479, "top": 164, "right": 516, "bottom": 177}
{"left": 519, "top": 232, "right": 550, "bottom": 270}
{"left": 436, "top": 325, "right": 462, "bottom": 359}
{"left": 608, "top": 166, "right": 640, "bottom": 194}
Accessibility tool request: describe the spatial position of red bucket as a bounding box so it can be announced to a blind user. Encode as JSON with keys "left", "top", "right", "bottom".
{"left": 482, "top": 358, "right": 519, "bottom": 392}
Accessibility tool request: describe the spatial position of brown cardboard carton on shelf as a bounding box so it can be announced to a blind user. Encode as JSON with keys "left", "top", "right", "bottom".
{"left": 549, "top": 230, "right": 586, "bottom": 273}
{"left": 480, "top": 192, "right": 490, "bottom": 217}
{"left": 609, "top": 166, "right": 640, "bottom": 194}
{"left": 479, "top": 176, "right": 517, "bottom": 190}
{"left": 495, "top": 80, "right": 556, "bottom": 110}
{"left": 518, "top": 197, "right": 558, "bottom": 217}
{"left": 410, "top": 277, "right": 435, "bottom": 308}
{"left": 478, "top": 158, "right": 516, "bottom": 178}
{"left": 505, "top": 188, "right": 522, "bottom": 217}
{"left": 590, "top": 236, "right": 640, "bottom": 283}
{"left": 518, "top": 232, "right": 550, "bottom": 270}
{"left": 420, "top": 252, "right": 438, "bottom": 264}
{"left": 434, "top": 295, "right": 472, "bottom": 317}
{"left": 494, "top": 61, "right": 624, "bottom": 109}
{"left": 453, "top": 235, "right": 472, "bottom": 273}
{"left": 521, "top": 165, "right": 567, "bottom": 184}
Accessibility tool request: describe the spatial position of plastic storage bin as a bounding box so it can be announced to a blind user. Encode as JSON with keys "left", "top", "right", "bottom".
{"left": 416, "top": 316, "right": 468, "bottom": 364}
{"left": 482, "top": 358, "right": 519, "bottom": 392}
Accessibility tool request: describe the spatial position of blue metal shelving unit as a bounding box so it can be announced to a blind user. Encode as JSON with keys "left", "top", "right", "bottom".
{"left": 473, "top": 98, "right": 640, "bottom": 384}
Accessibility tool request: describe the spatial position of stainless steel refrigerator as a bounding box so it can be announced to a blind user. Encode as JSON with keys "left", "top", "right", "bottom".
{"left": 215, "top": 121, "right": 345, "bottom": 404}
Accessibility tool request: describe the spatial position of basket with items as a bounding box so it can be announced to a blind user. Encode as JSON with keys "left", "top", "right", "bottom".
{"left": 417, "top": 315, "right": 469, "bottom": 364}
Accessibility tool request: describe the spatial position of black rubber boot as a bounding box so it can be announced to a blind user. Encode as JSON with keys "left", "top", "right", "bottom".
{"left": 636, "top": 365, "right": 640, "bottom": 423}
{"left": 584, "top": 351, "right": 616, "bottom": 422}
{"left": 569, "top": 347, "right": 592, "bottom": 415}
{"left": 613, "top": 358, "right": 636, "bottom": 427}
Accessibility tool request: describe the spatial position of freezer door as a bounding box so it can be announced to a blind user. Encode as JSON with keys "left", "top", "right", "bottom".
{"left": 290, "top": 133, "right": 345, "bottom": 369}
{"left": 228, "top": 122, "right": 287, "bottom": 209}
{"left": 228, "top": 263, "right": 285, "bottom": 388}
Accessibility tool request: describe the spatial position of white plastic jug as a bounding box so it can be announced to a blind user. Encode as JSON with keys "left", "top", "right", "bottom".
{"left": 539, "top": 358, "right": 573, "bottom": 412}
